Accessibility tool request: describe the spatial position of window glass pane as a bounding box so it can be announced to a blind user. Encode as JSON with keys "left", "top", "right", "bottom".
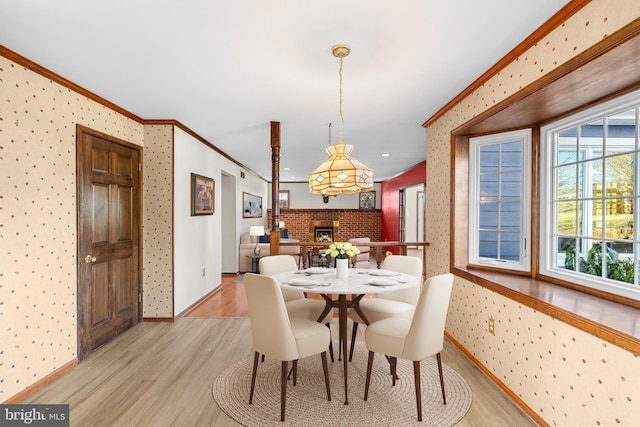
{"left": 479, "top": 231, "right": 498, "bottom": 258}
{"left": 605, "top": 197, "right": 634, "bottom": 240}
{"left": 606, "top": 109, "right": 637, "bottom": 153}
{"left": 557, "top": 201, "right": 577, "bottom": 235}
{"left": 590, "top": 158, "right": 604, "bottom": 198}
{"left": 500, "top": 171, "right": 521, "bottom": 202}
{"left": 577, "top": 239, "right": 604, "bottom": 276}
{"left": 500, "top": 202, "right": 521, "bottom": 231}
{"left": 480, "top": 145, "right": 499, "bottom": 173}
{"left": 558, "top": 130, "right": 577, "bottom": 165}
{"left": 499, "top": 232, "right": 521, "bottom": 261}
{"left": 580, "top": 119, "right": 604, "bottom": 147}
{"left": 601, "top": 240, "right": 635, "bottom": 285}
{"left": 559, "top": 237, "right": 578, "bottom": 270}
{"left": 591, "top": 200, "right": 604, "bottom": 239}
{"left": 479, "top": 202, "right": 499, "bottom": 228}
{"left": 605, "top": 154, "right": 634, "bottom": 197}
{"left": 501, "top": 141, "right": 521, "bottom": 169}
{"left": 479, "top": 173, "right": 498, "bottom": 201}
{"left": 557, "top": 163, "right": 577, "bottom": 199}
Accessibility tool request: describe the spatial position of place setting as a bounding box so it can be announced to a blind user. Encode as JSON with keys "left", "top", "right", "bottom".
{"left": 284, "top": 277, "right": 332, "bottom": 289}
{"left": 295, "top": 267, "right": 334, "bottom": 276}
{"left": 356, "top": 269, "right": 408, "bottom": 286}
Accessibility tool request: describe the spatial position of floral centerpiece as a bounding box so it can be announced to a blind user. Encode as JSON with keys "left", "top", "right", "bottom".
{"left": 328, "top": 242, "right": 360, "bottom": 259}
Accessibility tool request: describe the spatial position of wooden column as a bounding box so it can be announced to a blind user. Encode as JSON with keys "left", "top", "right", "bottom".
{"left": 270, "top": 121, "right": 281, "bottom": 255}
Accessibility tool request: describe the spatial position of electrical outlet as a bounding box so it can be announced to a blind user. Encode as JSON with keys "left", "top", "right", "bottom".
{"left": 488, "top": 317, "right": 495, "bottom": 335}
{"left": 202, "top": 267, "right": 206, "bottom": 277}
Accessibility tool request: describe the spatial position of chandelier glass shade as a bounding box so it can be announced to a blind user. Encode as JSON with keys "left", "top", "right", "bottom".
{"left": 308, "top": 44, "right": 373, "bottom": 195}
{"left": 308, "top": 142, "right": 374, "bottom": 194}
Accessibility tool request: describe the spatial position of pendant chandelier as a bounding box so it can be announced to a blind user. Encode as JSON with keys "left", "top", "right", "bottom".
{"left": 309, "top": 44, "right": 373, "bottom": 195}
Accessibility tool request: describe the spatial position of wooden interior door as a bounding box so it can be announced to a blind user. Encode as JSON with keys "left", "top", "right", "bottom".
{"left": 77, "top": 125, "right": 141, "bottom": 360}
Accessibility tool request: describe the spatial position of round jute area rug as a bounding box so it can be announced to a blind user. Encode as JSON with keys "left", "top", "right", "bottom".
{"left": 212, "top": 343, "right": 472, "bottom": 426}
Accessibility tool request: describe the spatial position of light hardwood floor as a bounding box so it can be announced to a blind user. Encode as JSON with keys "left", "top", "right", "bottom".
{"left": 22, "top": 274, "right": 538, "bottom": 426}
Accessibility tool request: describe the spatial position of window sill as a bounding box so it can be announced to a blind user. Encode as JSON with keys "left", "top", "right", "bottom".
{"left": 453, "top": 266, "right": 640, "bottom": 354}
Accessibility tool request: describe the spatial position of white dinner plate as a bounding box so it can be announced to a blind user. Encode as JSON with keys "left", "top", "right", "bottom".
{"left": 289, "top": 278, "right": 319, "bottom": 286}
{"left": 304, "top": 267, "right": 331, "bottom": 274}
{"left": 368, "top": 269, "right": 399, "bottom": 277}
{"left": 368, "top": 278, "right": 398, "bottom": 286}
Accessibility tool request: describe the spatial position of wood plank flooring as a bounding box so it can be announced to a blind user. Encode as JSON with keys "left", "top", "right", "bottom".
{"left": 22, "top": 273, "right": 538, "bottom": 426}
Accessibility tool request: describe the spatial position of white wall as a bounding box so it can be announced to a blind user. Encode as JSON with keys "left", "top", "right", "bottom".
{"left": 173, "top": 128, "right": 267, "bottom": 314}
{"left": 220, "top": 172, "right": 237, "bottom": 273}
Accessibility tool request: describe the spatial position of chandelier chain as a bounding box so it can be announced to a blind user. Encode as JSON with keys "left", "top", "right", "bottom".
{"left": 339, "top": 56, "right": 344, "bottom": 143}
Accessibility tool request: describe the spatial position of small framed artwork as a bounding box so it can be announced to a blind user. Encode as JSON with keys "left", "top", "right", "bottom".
{"left": 359, "top": 191, "right": 376, "bottom": 210}
{"left": 278, "top": 190, "right": 290, "bottom": 209}
{"left": 243, "top": 192, "right": 263, "bottom": 218}
{"left": 191, "top": 173, "right": 215, "bottom": 216}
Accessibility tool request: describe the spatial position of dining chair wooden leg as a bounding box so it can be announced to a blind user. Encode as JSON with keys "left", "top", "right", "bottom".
{"left": 292, "top": 360, "right": 298, "bottom": 386}
{"left": 249, "top": 351, "right": 260, "bottom": 404}
{"left": 363, "top": 350, "right": 375, "bottom": 401}
{"left": 390, "top": 357, "right": 398, "bottom": 386}
{"left": 413, "top": 360, "right": 423, "bottom": 422}
{"left": 436, "top": 352, "right": 447, "bottom": 404}
{"left": 321, "top": 351, "right": 332, "bottom": 401}
{"left": 281, "top": 360, "right": 288, "bottom": 421}
{"left": 326, "top": 323, "right": 335, "bottom": 362}
{"left": 384, "top": 355, "right": 399, "bottom": 381}
{"left": 348, "top": 321, "right": 359, "bottom": 361}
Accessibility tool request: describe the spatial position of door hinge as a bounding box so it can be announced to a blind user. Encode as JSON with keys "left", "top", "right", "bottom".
{"left": 138, "top": 163, "right": 141, "bottom": 172}
{"left": 138, "top": 293, "right": 142, "bottom": 303}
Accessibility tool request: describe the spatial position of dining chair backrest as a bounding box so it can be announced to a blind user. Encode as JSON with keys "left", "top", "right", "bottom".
{"left": 402, "top": 273, "right": 454, "bottom": 361}
{"left": 259, "top": 255, "right": 304, "bottom": 301}
{"left": 379, "top": 255, "right": 423, "bottom": 304}
{"left": 244, "top": 273, "right": 299, "bottom": 361}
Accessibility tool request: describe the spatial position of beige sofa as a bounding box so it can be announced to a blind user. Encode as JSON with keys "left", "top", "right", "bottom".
{"left": 239, "top": 231, "right": 301, "bottom": 272}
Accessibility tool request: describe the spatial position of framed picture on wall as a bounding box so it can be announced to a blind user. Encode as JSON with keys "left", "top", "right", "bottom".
{"left": 191, "top": 173, "right": 214, "bottom": 216}
{"left": 359, "top": 191, "right": 376, "bottom": 210}
{"left": 278, "top": 190, "right": 290, "bottom": 209}
{"left": 243, "top": 192, "right": 263, "bottom": 218}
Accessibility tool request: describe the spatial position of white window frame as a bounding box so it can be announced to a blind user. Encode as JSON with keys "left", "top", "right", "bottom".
{"left": 540, "top": 89, "right": 640, "bottom": 301}
{"left": 468, "top": 129, "right": 532, "bottom": 272}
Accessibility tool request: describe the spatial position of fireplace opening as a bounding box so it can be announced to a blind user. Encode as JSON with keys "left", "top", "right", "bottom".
{"left": 309, "top": 220, "right": 340, "bottom": 242}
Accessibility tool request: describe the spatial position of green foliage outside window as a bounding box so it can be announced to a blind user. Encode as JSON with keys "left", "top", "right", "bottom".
{"left": 565, "top": 242, "right": 634, "bottom": 284}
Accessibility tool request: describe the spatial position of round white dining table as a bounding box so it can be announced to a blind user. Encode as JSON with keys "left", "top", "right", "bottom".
{"left": 272, "top": 267, "right": 420, "bottom": 405}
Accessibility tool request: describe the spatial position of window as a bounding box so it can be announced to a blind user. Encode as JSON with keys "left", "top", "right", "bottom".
{"left": 468, "top": 129, "right": 532, "bottom": 272}
{"left": 540, "top": 89, "right": 640, "bottom": 300}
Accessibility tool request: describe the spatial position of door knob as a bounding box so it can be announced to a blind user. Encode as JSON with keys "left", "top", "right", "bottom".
{"left": 84, "top": 255, "right": 96, "bottom": 263}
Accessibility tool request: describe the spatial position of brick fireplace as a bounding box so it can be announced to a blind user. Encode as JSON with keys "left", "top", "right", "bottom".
{"left": 267, "top": 209, "right": 381, "bottom": 242}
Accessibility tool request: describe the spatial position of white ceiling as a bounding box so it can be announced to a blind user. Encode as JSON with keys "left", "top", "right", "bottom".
{"left": 1, "top": 0, "right": 570, "bottom": 182}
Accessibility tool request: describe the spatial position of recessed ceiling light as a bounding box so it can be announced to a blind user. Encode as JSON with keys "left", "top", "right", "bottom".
{"left": 381, "top": 153, "right": 390, "bottom": 157}
{"left": 283, "top": 167, "right": 291, "bottom": 171}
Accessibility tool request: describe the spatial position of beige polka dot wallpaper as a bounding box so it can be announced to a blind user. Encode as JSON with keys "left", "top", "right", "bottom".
{"left": 142, "top": 124, "right": 174, "bottom": 318}
{"left": 425, "top": 1, "right": 640, "bottom": 425}
{"left": 0, "top": 56, "right": 144, "bottom": 401}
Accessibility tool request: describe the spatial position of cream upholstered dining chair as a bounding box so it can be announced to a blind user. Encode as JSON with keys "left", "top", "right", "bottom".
{"left": 348, "top": 255, "right": 423, "bottom": 361}
{"left": 244, "top": 273, "right": 332, "bottom": 422}
{"left": 259, "top": 255, "right": 334, "bottom": 361}
{"left": 363, "top": 273, "right": 454, "bottom": 421}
